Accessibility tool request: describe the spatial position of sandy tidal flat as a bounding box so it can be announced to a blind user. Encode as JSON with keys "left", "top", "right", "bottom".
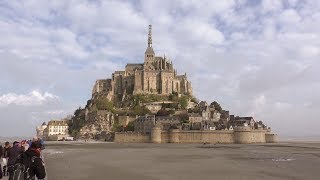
{"left": 44, "top": 142, "right": 320, "bottom": 180}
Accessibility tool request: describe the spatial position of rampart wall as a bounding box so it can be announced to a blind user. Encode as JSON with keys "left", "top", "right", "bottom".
{"left": 114, "top": 129, "right": 277, "bottom": 144}
{"left": 114, "top": 132, "right": 150, "bottom": 143}
{"left": 265, "top": 133, "right": 278, "bottom": 143}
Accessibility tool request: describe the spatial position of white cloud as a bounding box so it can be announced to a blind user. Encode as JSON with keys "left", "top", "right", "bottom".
{"left": 231, "top": 32, "right": 245, "bottom": 40}
{"left": 262, "top": 0, "right": 283, "bottom": 13}
{"left": 287, "top": 0, "right": 298, "bottom": 7}
{"left": 0, "top": 90, "right": 59, "bottom": 106}
{"left": 249, "top": 95, "right": 267, "bottom": 116}
{"left": 0, "top": 0, "right": 320, "bottom": 137}
{"left": 279, "top": 9, "right": 301, "bottom": 24}
{"left": 178, "top": 20, "right": 225, "bottom": 45}
{"left": 274, "top": 102, "right": 292, "bottom": 110}
{"left": 300, "top": 45, "right": 320, "bottom": 58}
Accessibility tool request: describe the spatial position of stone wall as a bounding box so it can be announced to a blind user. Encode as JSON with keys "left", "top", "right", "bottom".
{"left": 114, "top": 129, "right": 277, "bottom": 144}
{"left": 45, "top": 134, "right": 68, "bottom": 141}
{"left": 161, "top": 131, "right": 170, "bottom": 143}
{"left": 233, "top": 127, "right": 266, "bottom": 143}
{"left": 265, "top": 133, "right": 278, "bottom": 143}
{"left": 134, "top": 70, "right": 143, "bottom": 94}
{"left": 114, "top": 132, "right": 150, "bottom": 143}
{"left": 250, "top": 130, "right": 266, "bottom": 143}
{"left": 170, "top": 130, "right": 234, "bottom": 143}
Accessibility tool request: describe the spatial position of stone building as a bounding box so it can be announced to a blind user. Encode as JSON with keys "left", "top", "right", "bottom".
{"left": 134, "top": 115, "right": 156, "bottom": 134}
{"left": 201, "top": 106, "right": 221, "bottom": 122}
{"left": 134, "top": 115, "right": 181, "bottom": 134}
{"left": 42, "top": 120, "right": 69, "bottom": 140}
{"left": 143, "top": 102, "right": 164, "bottom": 113}
{"left": 92, "top": 25, "right": 192, "bottom": 101}
{"left": 229, "top": 116, "right": 255, "bottom": 129}
{"left": 187, "top": 102, "right": 223, "bottom": 130}
{"left": 188, "top": 113, "right": 202, "bottom": 123}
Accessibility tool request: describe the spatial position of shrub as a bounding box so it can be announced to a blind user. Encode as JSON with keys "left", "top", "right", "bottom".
{"left": 211, "top": 101, "right": 222, "bottom": 113}
{"left": 96, "top": 98, "right": 114, "bottom": 111}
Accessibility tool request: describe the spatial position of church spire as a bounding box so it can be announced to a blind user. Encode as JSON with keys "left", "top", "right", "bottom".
{"left": 148, "top": 24, "right": 152, "bottom": 47}
{"left": 145, "top": 24, "right": 155, "bottom": 62}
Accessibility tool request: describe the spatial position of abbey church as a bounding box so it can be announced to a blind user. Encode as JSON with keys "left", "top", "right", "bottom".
{"left": 92, "top": 25, "right": 192, "bottom": 100}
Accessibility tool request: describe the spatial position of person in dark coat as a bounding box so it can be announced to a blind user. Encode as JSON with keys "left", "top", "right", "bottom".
{"left": 7, "top": 141, "right": 23, "bottom": 180}
{"left": 0, "top": 143, "right": 3, "bottom": 179}
{"left": 2, "top": 141, "right": 10, "bottom": 176}
{"left": 15, "top": 142, "right": 46, "bottom": 180}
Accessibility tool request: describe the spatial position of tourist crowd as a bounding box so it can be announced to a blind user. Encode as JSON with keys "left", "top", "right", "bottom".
{"left": 0, "top": 137, "right": 46, "bottom": 180}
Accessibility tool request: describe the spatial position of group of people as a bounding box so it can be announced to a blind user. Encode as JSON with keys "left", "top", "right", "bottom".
{"left": 0, "top": 137, "right": 46, "bottom": 180}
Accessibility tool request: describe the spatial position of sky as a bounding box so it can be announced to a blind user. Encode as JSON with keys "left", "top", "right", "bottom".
{"left": 0, "top": 0, "right": 319, "bottom": 138}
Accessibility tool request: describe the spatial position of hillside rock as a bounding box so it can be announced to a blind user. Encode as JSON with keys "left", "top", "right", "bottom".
{"left": 79, "top": 110, "right": 114, "bottom": 140}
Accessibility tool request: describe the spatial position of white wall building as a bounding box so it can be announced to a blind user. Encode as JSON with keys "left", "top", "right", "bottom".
{"left": 43, "top": 120, "right": 69, "bottom": 139}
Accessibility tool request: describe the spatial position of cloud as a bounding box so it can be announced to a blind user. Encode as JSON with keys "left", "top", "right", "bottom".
{"left": 0, "top": 90, "right": 59, "bottom": 106}
{"left": 274, "top": 102, "right": 292, "bottom": 111}
{"left": 248, "top": 95, "right": 267, "bottom": 116}
{"left": 176, "top": 19, "right": 225, "bottom": 45}
{"left": 262, "top": 0, "right": 283, "bottom": 13}
{"left": 279, "top": 9, "right": 301, "bottom": 24}
{"left": 0, "top": 0, "right": 320, "bottom": 138}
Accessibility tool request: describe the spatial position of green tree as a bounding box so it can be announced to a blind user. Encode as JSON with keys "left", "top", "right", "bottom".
{"left": 156, "top": 108, "right": 169, "bottom": 116}
{"left": 190, "top": 97, "right": 199, "bottom": 103}
{"left": 168, "top": 109, "right": 175, "bottom": 115}
{"left": 68, "top": 107, "right": 86, "bottom": 137}
{"left": 124, "top": 121, "right": 135, "bottom": 131}
{"left": 211, "top": 101, "right": 222, "bottom": 113}
{"left": 112, "top": 121, "right": 123, "bottom": 132}
{"left": 178, "top": 113, "right": 189, "bottom": 123}
{"left": 169, "top": 93, "right": 179, "bottom": 102}
{"left": 85, "top": 100, "right": 92, "bottom": 108}
{"left": 179, "top": 95, "right": 188, "bottom": 109}
{"left": 188, "top": 106, "right": 200, "bottom": 113}
{"left": 131, "top": 105, "right": 151, "bottom": 116}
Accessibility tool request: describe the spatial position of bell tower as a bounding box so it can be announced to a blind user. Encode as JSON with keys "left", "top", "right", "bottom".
{"left": 145, "top": 24, "right": 155, "bottom": 62}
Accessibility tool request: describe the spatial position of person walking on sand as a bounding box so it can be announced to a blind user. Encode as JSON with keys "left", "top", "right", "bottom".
{"left": 13, "top": 142, "right": 46, "bottom": 180}
{"left": 0, "top": 143, "right": 3, "bottom": 179}
{"left": 7, "top": 141, "right": 23, "bottom": 180}
{"left": 2, "top": 141, "right": 10, "bottom": 177}
{"left": 21, "top": 140, "right": 30, "bottom": 152}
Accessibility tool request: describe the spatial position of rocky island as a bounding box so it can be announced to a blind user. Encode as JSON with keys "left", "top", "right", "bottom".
{"left": 61, "top": 25, "right": 277, "bottom": 144}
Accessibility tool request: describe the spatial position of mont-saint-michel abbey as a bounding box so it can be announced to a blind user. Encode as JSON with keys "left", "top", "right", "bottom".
{"left": 38, "top": 25, "right": 277, "bottom": 144}
{"left": 92, "top": 25, "right": 192, "bottom": 100}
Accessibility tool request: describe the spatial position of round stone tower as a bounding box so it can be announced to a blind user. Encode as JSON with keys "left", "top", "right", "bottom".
{"left": 169, "top": 129, "right": 180, "bottom": 143}
{"left": 151, "top": 126, "right": 162, "bottom": 143}
{"left": 265, "top": 133, "right": 278, "bottom": 143}
{"left": 234, "top": 126, "right": 252, "bottom": 144}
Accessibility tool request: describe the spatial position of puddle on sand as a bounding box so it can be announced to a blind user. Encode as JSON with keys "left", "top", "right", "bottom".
{"left": 44, "top": 149, "right": 64, "bottom": 155}
{"left": 272, "top": 158, "right": 296, "bottom": 162}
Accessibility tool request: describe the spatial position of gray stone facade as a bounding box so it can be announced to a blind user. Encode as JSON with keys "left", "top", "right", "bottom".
{"left": 92, "top": 25, "right": 192, "bottom": 101}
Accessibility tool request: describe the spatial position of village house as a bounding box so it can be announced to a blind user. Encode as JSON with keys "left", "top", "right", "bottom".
{"left": 42, "top": 120, "right": 70, "bottom": 140}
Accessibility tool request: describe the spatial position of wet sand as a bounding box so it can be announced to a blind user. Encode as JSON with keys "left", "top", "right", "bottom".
{"left": 43, "top": 142, "right": 320, "bottom": 180}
